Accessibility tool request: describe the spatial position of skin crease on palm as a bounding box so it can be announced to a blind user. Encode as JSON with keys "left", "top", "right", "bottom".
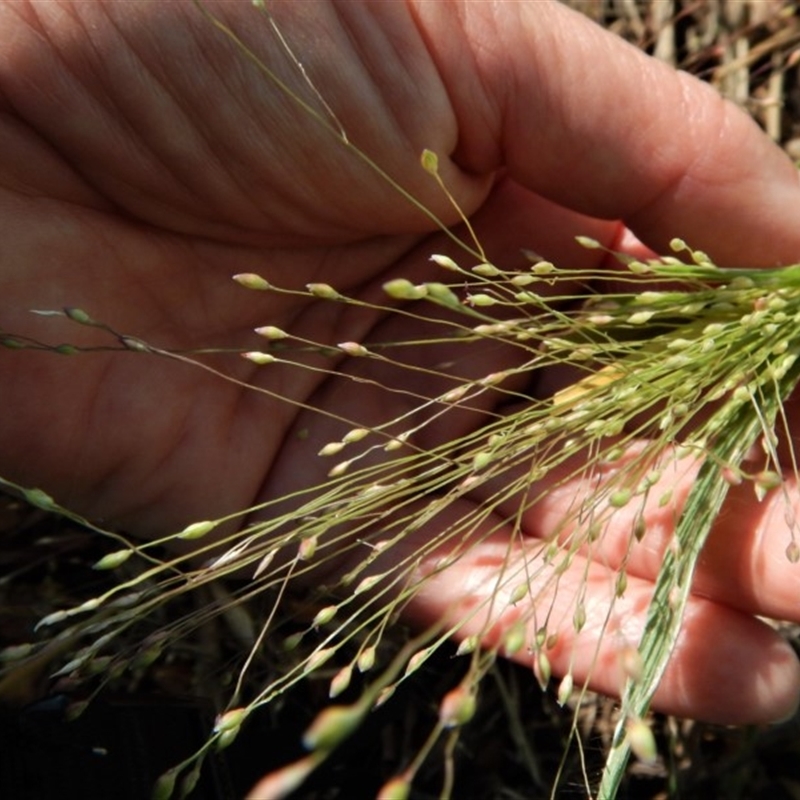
{"left": 2, "top": 0, "right": 800, "bottom": 726}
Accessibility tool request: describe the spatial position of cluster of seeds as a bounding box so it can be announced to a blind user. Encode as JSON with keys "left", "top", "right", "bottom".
{"left": 5, "top": 235, "right": 800, "bottom": 797}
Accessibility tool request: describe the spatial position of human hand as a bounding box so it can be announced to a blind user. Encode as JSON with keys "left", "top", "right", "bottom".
{"left": 1, "top": 0, "right": 800, "bottom": 725}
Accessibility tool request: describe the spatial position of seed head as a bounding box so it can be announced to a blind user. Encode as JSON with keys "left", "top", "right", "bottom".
{"left": 328, "top": 459, "right": 352, "bottom": 477}
{"left": 214, "top": 707, "right": 247, "bottom": 734}
{"left": 536, "top": 651, "right": 552, "bottom": 689}
{"left": 338, "top": 341, "right": 369, "bottom": 356}
{"left": 93, "top": 549, "right": 133, "bottom": 570}
{"left": 424, "top": 282, "right": 461, "bottom": 308}
{"left": 429, "top": 253, "right": 460, "bottom": 271}
{"left": 298, "top": 535, "right": 318, "bottom": 560}
{"left": 575, "top": 235, "right": 601, "bottom": 249}
{"left": 573, "top": 602, "right": 586, "bottom": 633}
{"left": 254, "top": 325, "right": 288, "bottom": 340}
{"left": 456, "top": 636, "right": 479, "bottom": 656}
{"left": 177, "top": 520, "right": 217, "bottom": 540}
{"left": 319, "top": 441, "right": 346, "bottom": 457}
{"left": 306, "top": 282, "right": 341, "bottom": 300}
{"left": 509, "top": 582, "right": 529, "bottom": 604}
{"left": 383, "top": 278, "right": 427, "bottom": 300}
{"left": 626, "top": 718, "right": 658, "bottom": 764}
{"left": 619, "top": 645, "right": 643, "bottom": 683}
{"left": 243, "top": 756, "right": 318, "bottom": 800}
{"left": 329, "top": 665, "right": 352, "bottom": 698}
{"left": 242, "top": 351, "right": 277, "bottom": 365}
{"left": 754, "top": 470, "right": 782, "bottom": 501}
{"left": 503, "top": 623, "right": 526, "bottom": 656}
{"left": 557, "top": 674, "right": 574, "bottom": 707}
{"left": 438, "top": 684, "right": 477, "bottom": 728}
{"left": 420, "top": 148, "right": 439, "bottom": 175}
{"left": 377, "top": 775, "right": 411, "bottom": 800}
{"left": 472, "top": 451, "right": 493, "bottom": 471}
{"left": 467, "top": 293, "right": 498, "bottom": 307}
{"left": 357, "top": 646, "right": 376, "bottom": 673}
{"left": 471, "top": 263, "right": 501, "bottom": 277}
{"left": 312, "top": 605, "right": 337, "bottom": 628}
{"left": 786, "top": 541, "right": 800, "bottom": 563}
{"left": 303, "top": 705, "right": 364, "bottom": 751}
{"left": 306, "top": 647, "right": 336, "bottom": 672}
{"left": 343, "top": 427, "right": 369, "bottom": 443}
{"left": 233, "top": 273, "right": 271, "bottom": 290}
{"left": 64, "top": 307, "right": 96, "bottom": 325}
{"left": 608, "top": 488, "right": 632, "bottom": 508}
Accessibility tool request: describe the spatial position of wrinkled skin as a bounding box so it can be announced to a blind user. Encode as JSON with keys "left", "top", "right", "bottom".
{"left": 2, "top": 0, "right": 800, "bottom": 724}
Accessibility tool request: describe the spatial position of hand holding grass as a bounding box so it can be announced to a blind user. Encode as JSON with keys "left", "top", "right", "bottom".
{"left": 2, "top": 0, "right": 800, "bottom": 735}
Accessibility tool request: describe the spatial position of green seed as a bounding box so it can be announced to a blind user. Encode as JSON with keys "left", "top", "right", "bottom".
{"left": 471, "top": 263, "right": 501, "bottom": 277}
{"left": 439, "top": 684, "right": 477, "bottom": 728}
{"left": 456, "top": 636, "right": 479, "bottom": 656}
{"left": 357, "top": 646, "right": 376, "bottom": 673}
{"left": 536, "top": 651, "right": 552, "bottom": 689}
{"left": 425, "top": 282, "right": 461, "bottom": 308}
{"left": 312, "top": 605, "right": 337, "bottom": 627}
{"left": 608, "top": 488, "right": 632, "bottom": 508}
{"left": 306, "top": 282, "right": 341, "bottom": 300}
{"left": 383, "top": 278, "right": 427, "bottom": 300}
{"left": 343, "top": 427, "right": 369, "bottom": 443}
{"left": 232, "top": 272, "right": 270, "bottom": 290}
{"left": 319, "top": 441, "right": 346, "bottom": 457}
{"left": 468, "top": 293, "right": 497, "bottom": 307}
{"left": 573, "top": 602, "right": 586, "bottom": 632}
{"left": 575, "top": 235, "right": 601, "bottom": 249}
{"left": 377, "top": 776, "right": 411, "bottom": 800}
{"left": 214, "top": 707, "right": 247, "bottom": 733}
{"left": 303, "top": 705, "right": 364, "bottom": 752}
{"left": 509, "top": 582, "right": 528, "bottom": 604}
{"left": 254, "top": 325, "right": 288, "bottom": 340}
{"left": 627, "top": 718, "right": 658, "bottom": 764}
{"left": 64, "top": 307, "right": 95, "bottom": 325}
{"left": 503, "top": 623, "right": 526, "bottom": 656}
{"left": 473, "top": 451, "right": 493, "bottom": 471}
{"left": 338, "top": 341, "right": 369, "bottom": 356}
{"left": 329, "top": 665, "right": 352, "bottom": 698}
{"left": 429, "top": 253, "right": 460, "bottom": 271}
{"left": 177, "top": 520, "right": 217, "bottom": 540}
{"left": 557, "top": 674, "right": 573, "bottom": 706}
{"left": 420, "top": 148, "right": 439, "bottom": 175}
{"left": 93, "top": 549, "right": 133, "bottom": 570}
{"left": 242, "top": 351, "right": 276, "bottom": 365}
{"left": 152, "top": 769, "right": 179, "bottom": 800}
{"left": 23, "top": 487, "right": 56, "bottom": 510}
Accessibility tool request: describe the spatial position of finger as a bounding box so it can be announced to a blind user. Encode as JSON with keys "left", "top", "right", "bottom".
{"left": 469, "top": 438, "right": 800, "bottom": 623}
{"left": 393, "top": 502, "right": 800, "bottom": 725}
{"left": 417, "top": 0, "right": 800, "bottom": 266}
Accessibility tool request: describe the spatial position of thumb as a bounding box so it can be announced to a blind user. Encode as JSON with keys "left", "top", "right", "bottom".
{"left": 416, "top": 0, "right": 800, "bottom": 266}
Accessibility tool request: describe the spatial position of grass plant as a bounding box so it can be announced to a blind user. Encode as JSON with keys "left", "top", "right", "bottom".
{"left": 3, "top": 2, "right": 800, "bottom": 798}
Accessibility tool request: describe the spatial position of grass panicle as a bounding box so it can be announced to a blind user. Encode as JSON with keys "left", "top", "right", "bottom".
{"left": 3, "top": 3, "right": 800, "bottom": 798}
